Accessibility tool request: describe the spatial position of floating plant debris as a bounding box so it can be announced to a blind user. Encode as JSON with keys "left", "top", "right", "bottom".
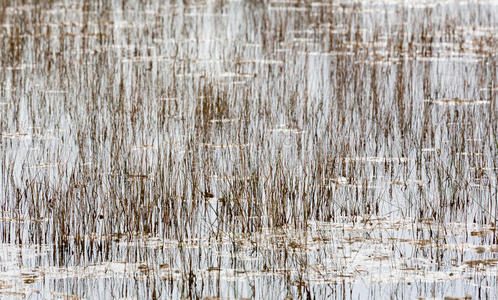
{"left": 425, "top": 98, "right": 491, "bottom": 105}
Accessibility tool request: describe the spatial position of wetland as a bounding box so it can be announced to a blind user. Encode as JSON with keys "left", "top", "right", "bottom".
{"left": 0, "top": 0, "right": 496, "bottom": 299}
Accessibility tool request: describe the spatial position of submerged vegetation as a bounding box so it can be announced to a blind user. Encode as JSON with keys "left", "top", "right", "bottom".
{"left": 0, "top": 0, "right": 496, "bottom": 299}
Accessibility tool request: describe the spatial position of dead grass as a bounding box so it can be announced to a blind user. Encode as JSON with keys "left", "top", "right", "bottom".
{"left": 0, "top": 0, "right": 496, "bottom": 299}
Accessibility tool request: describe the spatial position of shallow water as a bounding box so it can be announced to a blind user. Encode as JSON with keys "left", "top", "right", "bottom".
{"left": 0, "top": 0, "right": 496, "bottom": 299}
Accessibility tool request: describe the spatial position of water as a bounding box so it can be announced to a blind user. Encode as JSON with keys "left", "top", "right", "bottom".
{"left": 0, "top": 0, "right": 496, "bottom": 299}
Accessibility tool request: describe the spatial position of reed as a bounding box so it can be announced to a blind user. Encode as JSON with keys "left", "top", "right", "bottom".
{"left": 0, "top": 0, "right": 496, "bottom": 299}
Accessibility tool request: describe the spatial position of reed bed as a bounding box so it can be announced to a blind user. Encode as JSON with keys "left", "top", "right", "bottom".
{"left": 0, "top": 0, "right": 496, "bottom": 299}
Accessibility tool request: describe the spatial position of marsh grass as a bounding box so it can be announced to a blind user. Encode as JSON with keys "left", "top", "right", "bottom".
{"left": 0, "top": 0, "right": 496, "bottom": 299}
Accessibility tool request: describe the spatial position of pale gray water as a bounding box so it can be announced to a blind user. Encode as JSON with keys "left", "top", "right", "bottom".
{"left": 0, "top": 0, "right": 496, "bottom": 299}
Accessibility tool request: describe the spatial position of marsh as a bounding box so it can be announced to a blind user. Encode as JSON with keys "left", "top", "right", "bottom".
{"left": 0, "top": 0, "right": 496, "bottom": 299}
